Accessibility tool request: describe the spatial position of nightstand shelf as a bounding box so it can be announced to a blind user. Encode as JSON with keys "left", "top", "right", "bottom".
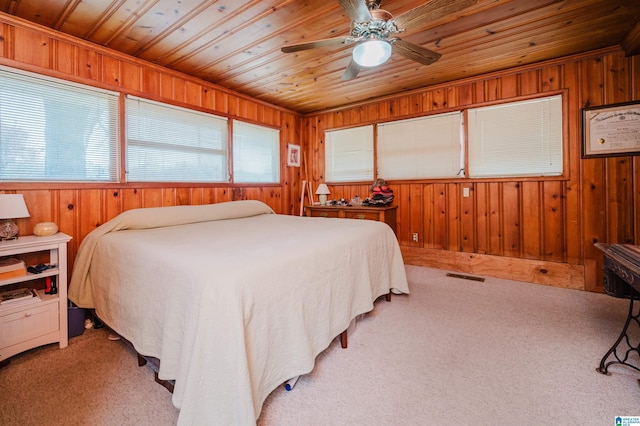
{"left": 0, "top": 233, "right": 72, "bottom": 362}
{"left": 0, "top": 268, "right": 60, "bottom": 287}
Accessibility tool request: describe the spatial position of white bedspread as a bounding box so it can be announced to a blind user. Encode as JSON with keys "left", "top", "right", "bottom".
{"left": 68, "top": 200, "right": 409, "bottom": 425}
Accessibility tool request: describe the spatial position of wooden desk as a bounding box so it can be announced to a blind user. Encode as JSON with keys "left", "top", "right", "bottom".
{"left": 594, "top": 243, "right": 640, "bottom": 378}
{"left": 305, "top": 205, "right": 397, "bottom": 235}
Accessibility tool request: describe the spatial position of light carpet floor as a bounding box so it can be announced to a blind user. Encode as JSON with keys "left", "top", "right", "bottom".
{"left": 1, "top": 265, "right": 638, "bottom": 425}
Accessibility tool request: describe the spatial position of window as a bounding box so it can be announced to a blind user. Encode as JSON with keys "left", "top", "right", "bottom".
{"left": 0, "top": 67, "right": 119, "bottom": 182}
{"left": 126, "top": 96, "right": 228, "bottom": 183}
{"left": 233, "top": 121, "right": 280, "bottom": 183}
{"left": 325, "top": 125, "right": 374, "bottom": 182}
{"left": 377, "top": 112, "right": 463, "bottom": 179}
{"left": 467, "top": 95, "right": 563, "bottom": 178}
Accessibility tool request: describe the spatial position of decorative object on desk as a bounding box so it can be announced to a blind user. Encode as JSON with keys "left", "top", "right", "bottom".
{"left": 350, "top": 195, "right": 363, "bottom": 206}
{"left": 0, "top": 194, "right": 30, "bottom": 240}
{"left": 315, "top": 183, "right": 331, "bottom": 206}
{"left": 33, "top": 221, "right": 58, "bottom": 237}
{"left": 328, "top": 198, "right": 348, "bottom": 206}
{"left": 367, "top": 178, "right": 394, "bottom": 206}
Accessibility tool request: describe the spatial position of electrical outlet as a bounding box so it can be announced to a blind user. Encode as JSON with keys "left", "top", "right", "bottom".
{"left": 412, "top": 233, "right": 419, "bottom": 242}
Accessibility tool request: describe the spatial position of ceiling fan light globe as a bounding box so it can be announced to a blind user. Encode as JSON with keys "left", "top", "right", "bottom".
{"left": 353, "top": 40, "right": 392, "bottom": 67}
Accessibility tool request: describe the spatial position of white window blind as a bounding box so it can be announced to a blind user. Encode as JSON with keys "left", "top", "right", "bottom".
{"left": 126, "top": 96, "right": 228, "bottom": 182}
{"left": 325, "top": 125, "right": 374, "bottom": 182}
{"left": 233, "top": 121, "right": 280, "bottom": 183}
{"left": 467, "top": 95, "right": 563, "bottom": 178}
{"left": 377, "top": 111, "right": 463, "bottom": 179}
{"left": 0, "top": 67, "right": 119, "bottom": 182}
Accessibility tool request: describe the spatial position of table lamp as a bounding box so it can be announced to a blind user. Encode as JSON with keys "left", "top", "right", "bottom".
{"left": 0, "top": 194, "right": 30, "bottom": 240}
{"left": 315, "top": 183, "right": 330, "bottom": 206}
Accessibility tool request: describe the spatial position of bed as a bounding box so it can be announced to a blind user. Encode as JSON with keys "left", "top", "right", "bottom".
{"left": 68, "top": 200, "right": 409, "bottom": 424}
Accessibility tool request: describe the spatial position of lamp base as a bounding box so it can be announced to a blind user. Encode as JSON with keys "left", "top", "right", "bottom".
{"left": 0, "top": 219, "right": 19, "bottom": 240}
{"left": 319, "top": 194, "right": 328, "bottom": 206}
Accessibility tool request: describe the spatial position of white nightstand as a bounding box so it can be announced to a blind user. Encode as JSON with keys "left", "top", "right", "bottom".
{"left": 0, "top": 233, "right": 72, "bottom": 361}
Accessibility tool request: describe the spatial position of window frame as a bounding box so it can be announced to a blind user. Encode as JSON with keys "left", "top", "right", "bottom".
{"left": 324, "top": 124, "right": 375, "bottom": 184}
{"left": 0, "top": 65, "right": 288, "bottom": 190}
{"left": 125, "top": 95, "right": 230, "bottom": 184}
{"left": 0, "top": 66, "right": 120, "bottom": 184}
{"left": 231, "top": 119, "right": 281, "bottom": 185}
{"left": 466, "top": 93, "right": 565, "bottom": 179}
{"left": 377, "top": 111, "right": 465, "bottom": 180}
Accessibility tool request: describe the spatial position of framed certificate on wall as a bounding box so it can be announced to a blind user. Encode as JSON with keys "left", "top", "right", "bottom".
{"left": 582, "top": 101, "right": 640, "bottom": 158}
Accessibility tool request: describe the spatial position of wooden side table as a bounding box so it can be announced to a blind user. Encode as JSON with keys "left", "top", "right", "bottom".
{"left": 305, "top": 205, "right": 397, "bottom": 235}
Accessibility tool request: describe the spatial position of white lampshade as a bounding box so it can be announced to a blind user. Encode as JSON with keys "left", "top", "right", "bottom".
{"left": 0, "top": 194, "right": 30, "bottom": 219}
{"left": 353, "top": 39, "right": 392, "bottom": 67}
{"left": 315, "top": 184, "right": 331, "bottom": 195}
{"left": 0, "top": 194, "right": 30, "bottom": 240}
{"left": 315, "top": 183, "right": 330, "bottom": 206}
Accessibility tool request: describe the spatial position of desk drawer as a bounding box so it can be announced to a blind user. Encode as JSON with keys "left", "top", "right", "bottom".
{"left": 309, "top": 210, "right": 340, "bottom": 218}
{"left": 344, "top": 211, "right": 379, "bottom": 221}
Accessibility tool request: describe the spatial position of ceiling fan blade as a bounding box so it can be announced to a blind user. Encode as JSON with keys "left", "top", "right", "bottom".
{"left": 281, "top": 37, "right": 351, "bottom": 53}
{"left": 393, "top": 0, "right": 478, "bottom": 31}
{"left": 393, "top": 39, "right": 441, "bottom": 66}
{"left": 337, "top": 0, "right": 372, "bottom": 23}
{"left": 341, "top": 58, "right": 360, "bottom": 80}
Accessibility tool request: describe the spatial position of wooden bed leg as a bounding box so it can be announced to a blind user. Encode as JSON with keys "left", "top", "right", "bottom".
{"left": 137, "top": 353, "right": 147, "bottom": 367}
{"left": 340, "top": 330, "right": 348, "bottom": 348}
{"left": 154, "top": 372, "right": 175, "bottom": 393}
{"left": 386, "top": 292, "right": 391, "bottom": 302}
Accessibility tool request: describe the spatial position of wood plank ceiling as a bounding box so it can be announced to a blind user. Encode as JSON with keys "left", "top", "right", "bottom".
{"left": 1, "top": 0, "right": 639, "bottom": 114}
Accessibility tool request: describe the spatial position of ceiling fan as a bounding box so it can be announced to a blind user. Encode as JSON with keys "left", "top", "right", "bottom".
{"left": 281, "top": 0, "right": 477, "bottom": 80}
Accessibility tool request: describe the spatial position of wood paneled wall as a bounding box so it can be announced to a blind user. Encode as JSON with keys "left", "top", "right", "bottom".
{"left": 302, "top": 47, "right": 640, "bottom": 291}
{"left": 0, "top": 15, "right": 302, "bottom": 271}
{"left": 1, "top": 12, "right": 638, "bottom": 293}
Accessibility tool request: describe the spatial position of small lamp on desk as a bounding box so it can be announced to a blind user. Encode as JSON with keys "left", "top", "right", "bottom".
{"left": 315, "top": 184, "right": 331, "bottom": 206}
{"left": 0, "top": 194, "right": 30, "bottom": 240}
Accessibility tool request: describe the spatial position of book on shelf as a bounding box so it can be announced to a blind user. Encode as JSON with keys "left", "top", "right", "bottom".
{"left": 0, "top": 267, "right": 27, "bottom": 280}
{"left": 0, "top": 287, "right": 39, "bottom": 305}
{"left": 0, "top": 257, "right": 26, "bottom": 273}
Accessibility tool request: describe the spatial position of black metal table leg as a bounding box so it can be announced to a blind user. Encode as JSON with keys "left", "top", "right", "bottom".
{"left": 597, "top": 291, "right": 640, "bottom": 375}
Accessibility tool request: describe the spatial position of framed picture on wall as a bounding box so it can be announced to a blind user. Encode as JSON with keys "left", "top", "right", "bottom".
{"left": 287, "top": 144, "right": 301, "bottom": 167}
{"left": 582, "top": 101, "right": 640, "bottom": 158}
